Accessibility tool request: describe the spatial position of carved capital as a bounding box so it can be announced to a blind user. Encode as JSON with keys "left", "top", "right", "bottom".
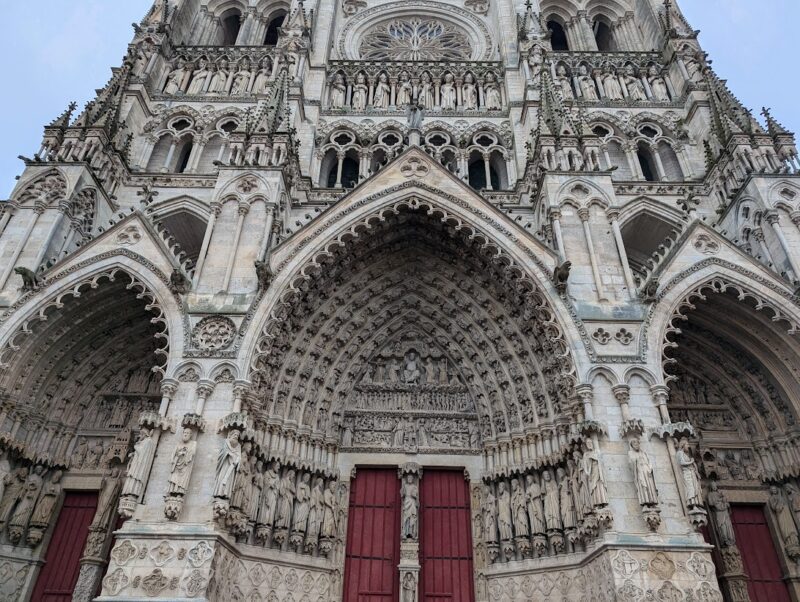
{"left": 611, "top": 384, "right": 631, "bottom": 405}
{"left": 196, "top": 379, "right": 216, "bottom": 399}
{"left": 160, "top": 378, "right": 179, "bottom": 399}
{"left": 577, "top": 207, "right": 590, "bottom": 222}
{"left": 764, "top": 210, "right": 780, "bottom": 226}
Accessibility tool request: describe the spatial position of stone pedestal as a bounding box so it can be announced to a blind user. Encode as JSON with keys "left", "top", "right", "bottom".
{"left": 399, "top": 541, "right": 420, "bottom": 602}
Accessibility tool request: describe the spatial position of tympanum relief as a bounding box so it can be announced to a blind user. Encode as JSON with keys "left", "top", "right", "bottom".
{"left": 341, "top": 338, "right": 481, "bottom": 453}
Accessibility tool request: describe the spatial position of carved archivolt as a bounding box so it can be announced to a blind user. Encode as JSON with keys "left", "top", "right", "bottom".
{"left": 251, "top": 201, "right": 577, "bottom": 444}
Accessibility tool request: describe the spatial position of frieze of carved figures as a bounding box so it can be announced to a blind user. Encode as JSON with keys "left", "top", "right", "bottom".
{"left": 325, "top": 61, "right": 506, "bottom": 113}
{"left": 628, "top": 437, "right": 662, "bottom": 530}
{"left": 481, "top": 441, "right": 612, "bottom": 563}
{"left": 159, "top": 49, "right": 283, "bottom": 97}
{"left": 546, "top": 54, "right": 674, "bottom": 104}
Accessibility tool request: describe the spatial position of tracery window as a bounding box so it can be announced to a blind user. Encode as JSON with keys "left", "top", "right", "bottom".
{"left": 359, "top": 18, "right": 472, "bottom": 61}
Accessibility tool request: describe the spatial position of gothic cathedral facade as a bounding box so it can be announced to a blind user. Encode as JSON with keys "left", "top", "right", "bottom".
{"left": 0, "top": 0, "right": 798, "bottom": 600}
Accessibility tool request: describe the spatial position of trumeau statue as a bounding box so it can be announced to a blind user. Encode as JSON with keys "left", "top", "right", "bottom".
{"left": 213, "top": 430, "right": 242, "bottom": 500}
{"left": 525, "top": 474, "right": 546, "bottom": 534}
{"left": 0, "top": 467, "right": 28, "bottom": 527}
{"left": 582, "top": 439, "right": 609, "bottom": 508}
{"left": 511, "top": 478, "right": 529, "bottom": 537}
{"left": 275, "top": 469, "right": 297, "bottom": 530}
{"left": 542, "top": 470, "right": 561, "bottom": 531}
{"left": 8, "top": 466, "right": 44, "bottom": 543}
{"left": 292, "top": 473, "right": 312, "bottom": 534}
{"left": 401, "top": 474, "right": 419, "bottom": 540}
{"left": 483, "top": 485, "right": 498, "bottom": 544}
{"left": 628, "top": 438, "right": 659, "bottom": 507}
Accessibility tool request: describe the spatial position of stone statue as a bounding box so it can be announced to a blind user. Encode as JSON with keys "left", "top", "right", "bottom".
{"left": 406, "top": 102, "right": 424, "bottom": 131}
{"left": 373, "top": 73, "right": 390, "bottom": 109}
{"left": 786, "top": 483, "right": 800, "bottom": 530}
{"left": 168, "top": 427, "right": 196, "bottom": 496}
{"left": 525, "top": 473, "right": 546, "bottom": 534}
{"left": 483, "top": 485, "right": 498, "bottom": 543}
{"left": 163, "top": 59, "right": 187, "bottom": 95}
{"left": 292, "top": 473, "right": 311, "bottom": 534}
{"left": 496, "top": 481, "right": 513, "bottom": 541}
{"left": 542, "top": 470, "right": 561, "bottom": 531}
{"left": 402, "top": 572, "right": 417, "bottom": 602}
{"left": 15, "top": 267, "right": 41, "bottom": 292}
{"left": 305, "top": 477, "right": 325, "bottom": 546}
{"left": 582, "top": 439, "right": 608, "bottom": 508}
{"left": 213, "top": 430, "right": 242, "bottom": 499}
{"left": 28, "top": 470, "right": 62, "bottom": 544}
{"left": 677, "top": 438, "right": 702, "bottom": 508}
{"left": 122, "top": 428, "right": 156, "bottom": 499}
{"left": 601, "top": 66, "right": 624, "bottom": 100}
{"left": 403, "top": 351, "right": 421, "bottom": 385}
{"left": 396, "top": 71, "right": 413, "bottom": 106}
{"left": 352, "top": 73, "right": 368, "bottom": 111}
{"left": 258, "top": 461, "right": 280, "bottom": 528}
{"left": 321, "top": 481, "right": 338, "bottom": 539}
{"left": 578, "top": 64, "right": 599, "bottom": 101}
{"left": 251, "top": 57, "right": 273, "bottom": 94}
{"left": 92, "top": 467, "right": 122, "bottom": 528}
{"left": 647, "top": 65, "right": 671, "bottom": 101}
{"left": 208, "top": 59, "right": 231, "bottom": 94}
{"left": 557, "top": 468, "right": 576, "bottom": 530}
{"left": 401, "top": 474, "right": 419, "bottom": 540}
{"left": 628, "top": 438, "right": 659, "bottom": 506}
{"left": 230, "top": 442, "right": 252, "bottom": 510}
{"left": 275, "top": 469, "right": 297, "bottom": 530}
{"left": 769, "top": 486, "right": 800, "bottom": 552}
{"left": 622, "top": 64, "right": 646, "bottom": 101}
{"left": 418, "top": 72, "right": 435, "bottom": 109}
{"left": 8, "top": 466, "right": 44, "bottom": 543}
{"left": 0, "top": 467, "right": 27, "bottom": 527}
{"left": 554, "top": 65, "right": 574, "bottom": 100}
{"left": 510, "top": 478, "right": 529, "bottom": 537}
{"left": 707, "top": 481, "right": 735, "bottom": 547}
{"left": 484, "top": 72, "right": 502, "bottom": 110}
{"left": 441, "top": 73, "right": 457, "bottom": 110}
{"left": 187, "top": 59, "right": 209, "bottom": 95}
{"left": 462, "top": 73, "right": 478, "bottom": 110}
{"left": 230, "top": 60, "right": 253, "bottom": 95}
{"left": 329, "top": 72, "right": 347, "bottom": 108}
{"left": 0, "top": 453, "right": 10, "bottom": 503}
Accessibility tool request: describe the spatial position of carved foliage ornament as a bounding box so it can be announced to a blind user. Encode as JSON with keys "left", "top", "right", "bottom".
{"left": 359, "top": 18, "right": 472, "bottom": 62}
{"left": 193, "top": 316, "right": 236, "bottom": 351}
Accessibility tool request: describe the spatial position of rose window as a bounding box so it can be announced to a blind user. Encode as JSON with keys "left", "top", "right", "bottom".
{"left": 359, "top": 18, "right": 472, "bottom": 61}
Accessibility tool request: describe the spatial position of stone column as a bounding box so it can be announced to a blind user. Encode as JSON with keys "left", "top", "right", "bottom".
{"left": 222, "top": 201, "right": 251, "bottom": 292}
{"left": 398, "top": 463, "right": 422, "bottom": 602}
{"left": 578, "top": 207, "right": 608, "bottom": 301}
{"left": 549, "top": 208, "right": 566, "bottom": 262}
{"left": 193, "top": 201, "right": 221, "bottom": 286}
{"left": 765, "top": 210, "right": 800, "bottom": 280}
{"left": 606, "top": 208, "right": 637, "bottom": 299}
{"left": 0, "top": 201, "right": 18, "bottom": 236}
{"left": 0, "top": 201, "right": 47, "bottom": 290}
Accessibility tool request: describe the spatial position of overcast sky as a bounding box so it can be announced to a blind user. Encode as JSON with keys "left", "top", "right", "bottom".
{"left": 0, "top": 0, "right": 796, "bottom": 196}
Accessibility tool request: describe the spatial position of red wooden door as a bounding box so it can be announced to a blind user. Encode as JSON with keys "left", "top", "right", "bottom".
{"left": 344, "top": 469, "right": 401, "bottom": 602}
{"left": 419, "top": 470, "right": 475, "bottom": 602}
{"left": 31, "top": 492, "right": 98, "bottom": 602}
{"left": 731, "top": 505, "right": 791, "bottom": 602}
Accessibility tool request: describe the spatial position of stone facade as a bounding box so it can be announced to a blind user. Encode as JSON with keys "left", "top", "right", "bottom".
{"left": 0, "top": 0, "right": 798, "bottom": 600}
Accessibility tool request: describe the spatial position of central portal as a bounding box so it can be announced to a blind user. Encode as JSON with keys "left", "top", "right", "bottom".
{"left": 343, "top": 468, "right": 475, "bottom": 602}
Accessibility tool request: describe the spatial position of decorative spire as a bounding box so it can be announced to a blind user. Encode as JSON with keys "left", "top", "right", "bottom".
{"left": 762, "top": 107, "right": 791, "bottom": 137}
{"left": 49, "top": 102, "right": 77, "bottom": 129}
